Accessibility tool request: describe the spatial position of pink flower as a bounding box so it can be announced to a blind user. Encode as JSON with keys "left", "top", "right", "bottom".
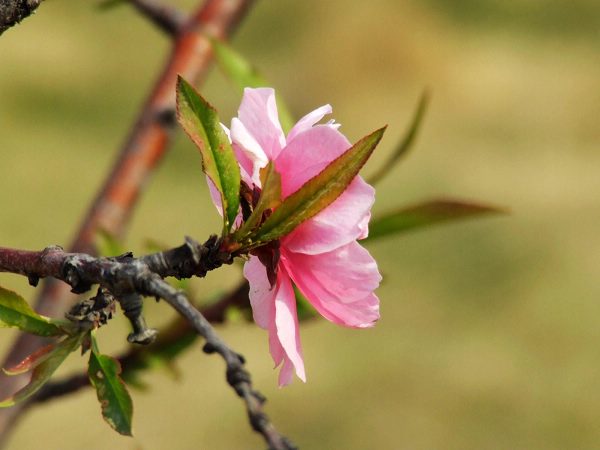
{"left": 216, "top": 88, "right": 381, "bottom": 386}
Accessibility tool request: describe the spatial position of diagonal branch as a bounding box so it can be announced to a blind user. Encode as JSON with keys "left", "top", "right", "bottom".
{"left": 0, "top": 0, "right": 256, "bottom": 443}
{"left": 149, "top": 280, "right": 295, "bottom": 450}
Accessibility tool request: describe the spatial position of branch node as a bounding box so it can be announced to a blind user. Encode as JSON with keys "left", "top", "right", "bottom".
{"left": 65, "top": 287, "right": 116, "bottom": 329}
{"left": 110, "top": 251, "right": 134, "bottom": 262}
{"left": 253, "top": 390, "right": 266, "bottom": 404}
{"left": 202, "top": 342, "right": 217, "bottom": 354}
{"left": 249, "top": 410, "right": 269, "bottom": 433}
{"left": 184, "top": 235, "right": 203, "bottom": 265}
{"left": 62, "top": 256, "right": 93, "bottom": 294}
{"left": 226, "top": 365, "right": 251, "bottom": 396}
{"left": 119, "top": 292, "right": 158, "bottom": 345}
{"left": 27, "top": 274, "right": 39, "bottom": 287}
{"left": 41, "top": 244, "right": 63, "bottom": 255}
{"left": 155, "top": 107, "right": 176, "bottom": 128}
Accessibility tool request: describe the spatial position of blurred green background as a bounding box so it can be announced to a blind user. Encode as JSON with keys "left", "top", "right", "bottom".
{"left": 1, "top": 0, "right": 600, "bottom": 448}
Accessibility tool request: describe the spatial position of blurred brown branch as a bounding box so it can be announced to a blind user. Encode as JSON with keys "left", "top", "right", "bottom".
{"left": 0, "top": 0, "right": 44, "bottom": 36}
{"left": 0, "top": 0, "right": 255, "bottom": 445}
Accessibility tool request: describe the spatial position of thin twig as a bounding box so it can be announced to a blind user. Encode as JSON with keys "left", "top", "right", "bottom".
{"left": 30, "top": 280, "right": 249, "bottom": 403}
{"left": 0, "top": 0, "right": 44, "bottom": 36}
{"left": 149, "top": 281, "right": 294, "bottom": 450}
{"left": 0, "top": 242, "right": 295, "bottom": 449}
{"left": 128, "top": 0, "right": 186, "bottom": 36}
{"left": 0, "top": 0, "right": 255, "bottom": 442}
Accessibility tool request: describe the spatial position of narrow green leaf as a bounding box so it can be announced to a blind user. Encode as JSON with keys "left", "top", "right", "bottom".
{"left": 365, "top": 199, "right": 506, "bottom": 242}
{"left": 211, "top": 39, "right": 295, "bottom": 132}
{"left": 368, "top": 90, "right": 430, "bottom": 185}
{"left": 0, "top": 286, "right": 64, "bottom": 336}
{"left": 234, "top": 162, "right": 282, "bottom": 240}
{"left": 250, "top": 127, "right": 386, "bottom": 245}
{"left": 88, "top": 334, "right": 133, "bottom": 436}
{"left": 176, "top": 76, "right": 241, "bottom": 233}
{"left": 0, "top": 334, "right": 85, "bottom": 407}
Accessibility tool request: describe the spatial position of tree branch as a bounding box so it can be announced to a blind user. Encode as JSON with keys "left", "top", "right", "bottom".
{"left": 0, "top": 0, "right": 43, "bottom": 36}
{"left": 0, "top": 0, "right": 255, "bottom": 443}
{"left": 127, "top": 0, "right": 186, "bottom": 36}
{"left": 0, "top": 241, "right": 295, "bottom": 450}
{"left": 148, "top": 280, "right": 295, "bottom": 450}
{"left": 29, "top": 280, "right": 250, "bottom": 403}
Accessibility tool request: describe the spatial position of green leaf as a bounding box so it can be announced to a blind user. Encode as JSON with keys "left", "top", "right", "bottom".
{"left": 0, "top": 286, "right": 65, "bottom": 336}
{"left": 365, "top": 199, "right": 506, "bottom": 242}
{"left": 0, "top": 333, "right": 85, "bottom": 407}
{"left": 368, "top": 90, "right": 430, "bottom": 185}
{"left": 88, "top": 334, "right": 133, "bottom": 436}
{"left": 176, "top": 76, "right": 241, "bottom": 233}
{"left": 211, "top": 39, "right": 295, "bottom": 133}
{"left": 249, "top": 127, "right": 386, "bottom": 245}
{"left": 234, "top": 162, "right": 282, "bottom": 241}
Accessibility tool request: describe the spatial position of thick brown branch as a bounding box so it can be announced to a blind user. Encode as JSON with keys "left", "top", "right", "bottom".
{"left": 0, "top": 0, "right": 43, "bottom": 36}
{"left": 128, "top": 0, "right": 186, "bottom": 36}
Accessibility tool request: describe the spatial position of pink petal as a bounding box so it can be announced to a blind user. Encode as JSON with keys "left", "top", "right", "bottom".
{"left": 357, "top": 210, "right": 371, "bottom": 240}
{"left": 286, "top": 104, "right": 332, "bottom": 143}
{"left": 282, "top": 242, "right": 381, "bottom": 328}
{"left": 273, "top": 266, "right": 306, "bottom": 385}
{"left": 230, "top": 117, "right": 268, "bottom": 187}
{"left": 283, "top": 176, "right": 375, "bottom": 254}
{"left": 244, "top": 257, "right": 285, "bottom": 368}
{"left": 243, "top": 257, "right": 306, "bottom": 385}
{"left": 237, "top": 88, "right": 286, "bottom": 161}
{"left": 269, "top": 325, "right": 284, "bottom": 368}
{"left": 206, "top": 176, "right": 223, "bottom": 217}
{"left": 206, "top": 176, "right": 244, "bottom": 228}
{"left": 278, "top": 358, "right": 296, "bottom": 387}
{"left": 275, "top": 125, "right": 352, "bottom": 198}
{"left": 243, "top": 256, "right": 274, "bottom": 329}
